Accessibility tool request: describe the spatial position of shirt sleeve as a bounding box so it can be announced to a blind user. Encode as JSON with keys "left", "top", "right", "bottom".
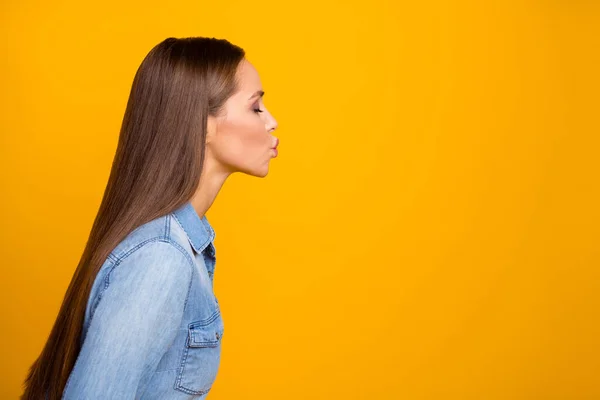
{"left": 62, "top": 240, "right": 193, "bottom": 399}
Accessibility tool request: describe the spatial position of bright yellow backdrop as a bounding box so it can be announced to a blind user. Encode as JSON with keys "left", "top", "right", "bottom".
{"left": 1, "top": 0, "right": 599, "bottom": 398}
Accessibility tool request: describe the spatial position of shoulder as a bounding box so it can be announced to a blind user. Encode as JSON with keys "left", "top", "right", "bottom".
{"left": 101, "top": 216, "right": 196, "bottom": 297}
{"left": 108, "top": 214, "right": 195, "bottom": 270}
{"left": 86, "top": 218, "right": 196, "bottom": 326}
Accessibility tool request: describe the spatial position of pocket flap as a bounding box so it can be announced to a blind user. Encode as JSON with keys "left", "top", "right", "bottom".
{"left": 187, "top": 314, "right": 224, "bottom": 348}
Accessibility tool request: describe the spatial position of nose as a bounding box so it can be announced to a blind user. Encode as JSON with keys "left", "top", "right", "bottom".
{"left": 267, "top": 115, "right": 278, "bottom": 133}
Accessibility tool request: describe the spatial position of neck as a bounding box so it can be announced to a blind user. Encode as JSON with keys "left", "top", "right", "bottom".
{"left": 189, "top": 153, "right": 231, "bottom": 219}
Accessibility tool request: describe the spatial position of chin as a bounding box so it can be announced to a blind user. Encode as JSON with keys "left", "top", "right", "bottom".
{"left": 254, "top": 167, "right": 269, "bottom": 178}
{"left": 238, "top": 165, "right": 269, "bottom": 178}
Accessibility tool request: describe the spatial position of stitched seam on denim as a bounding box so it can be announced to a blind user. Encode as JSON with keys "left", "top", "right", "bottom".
{"left": 174, "top": 340, "right": 189, "bottom": 391}
{"left": 174, "top": 313, "right": 221, "bottom": 394}
{"left": 88, "top": 258, "right": 117, "bottom": 323}
{"left": 110, "top": 236, "right": 195, "bottom": 270}
{"left": 189, "top": 309, "right": 221, "bottom": 328}
{"left": 188, "top": 338, "right": 221, "bottom": 347}
{"left": 176, "top": 385, "right": 210, "bottom": 396}
{"left": 164, "top": 212, "right": 170, "bottom": 241}
{"left": 107, "top": 237, "right": 194, "bottom": 287}
{"left": 94, "top": 238, "right": 195, "bottom": 323}
{"left": 174, "top": 352, "right": 211, "bottom": 398}
{"left": 163, "top": 236, "right": 195, "bottom": 311}
{"left": 171, "top": 211, "right": 212, "bottom": 253}
{"left": 174, "top": 345, "right": 212, "bottom": 395}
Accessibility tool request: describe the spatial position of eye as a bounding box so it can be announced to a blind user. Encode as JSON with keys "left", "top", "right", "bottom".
{"left": 253, "top": 107, "right": 264, "bottom": 114}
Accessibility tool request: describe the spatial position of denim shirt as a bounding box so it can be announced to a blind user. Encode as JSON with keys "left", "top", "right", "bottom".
{"left": 62, "top": 201, "right": 224, "bottom": 399}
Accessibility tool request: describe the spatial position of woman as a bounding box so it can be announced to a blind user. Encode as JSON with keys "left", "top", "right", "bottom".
{"left": 21, "top": 36, "right": 279, "bottom": 399}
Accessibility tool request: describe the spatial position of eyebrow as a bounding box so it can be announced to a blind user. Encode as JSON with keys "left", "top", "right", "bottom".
{"left": 248, "top": 90, "right": 265, "bottom": 101}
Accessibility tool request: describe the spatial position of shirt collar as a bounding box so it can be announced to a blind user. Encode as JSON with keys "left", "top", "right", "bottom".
{"left": 171, "top": 201, "right": 215, "bottom": 254}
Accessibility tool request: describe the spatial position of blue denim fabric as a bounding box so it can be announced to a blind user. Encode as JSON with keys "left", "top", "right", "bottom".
{"left": 61, "top": 201, "right": 223, "bottom": 399}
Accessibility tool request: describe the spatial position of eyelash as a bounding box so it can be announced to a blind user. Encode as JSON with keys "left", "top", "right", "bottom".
{"left": 253, "top": 108, "right": 264, "bottom": 113}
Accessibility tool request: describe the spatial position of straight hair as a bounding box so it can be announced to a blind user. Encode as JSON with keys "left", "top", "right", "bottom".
{"left": 21, "top": 36, "right": 245, "bottom": 399}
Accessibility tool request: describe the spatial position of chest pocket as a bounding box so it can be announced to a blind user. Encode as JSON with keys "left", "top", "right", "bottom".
{"left": 174, "top": 308, "right": 224, "bottom": 395}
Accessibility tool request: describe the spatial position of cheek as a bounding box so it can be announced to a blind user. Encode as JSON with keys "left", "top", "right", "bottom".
{"left": 216, "top": 119, "right": 269, "bottom": 162}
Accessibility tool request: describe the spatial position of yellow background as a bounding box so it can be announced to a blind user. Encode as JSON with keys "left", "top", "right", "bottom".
{"left": 1, "top": 0, "right": 599, "bottom": 398}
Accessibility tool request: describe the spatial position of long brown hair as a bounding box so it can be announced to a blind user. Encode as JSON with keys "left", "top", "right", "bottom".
{"left": 21, "top": 36, "right": 245, "bottom": 399}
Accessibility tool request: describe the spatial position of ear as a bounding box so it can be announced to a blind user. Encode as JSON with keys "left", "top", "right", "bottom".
{"left": 206, "top": 115, "right": 217, "bottom": 144}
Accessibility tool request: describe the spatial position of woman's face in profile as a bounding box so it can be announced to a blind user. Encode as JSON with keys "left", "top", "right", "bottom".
{"left": 206, "top": 59, "right": 279, "bottom": 177}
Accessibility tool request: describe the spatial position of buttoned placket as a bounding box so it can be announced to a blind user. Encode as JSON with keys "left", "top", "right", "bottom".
{"left": 203, "top": 242, "right": 216, "bottom": 284}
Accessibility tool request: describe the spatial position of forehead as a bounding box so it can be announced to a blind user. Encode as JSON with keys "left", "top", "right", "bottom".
{"left": 235, "top": 59, "right": 262, "bottom": 94}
